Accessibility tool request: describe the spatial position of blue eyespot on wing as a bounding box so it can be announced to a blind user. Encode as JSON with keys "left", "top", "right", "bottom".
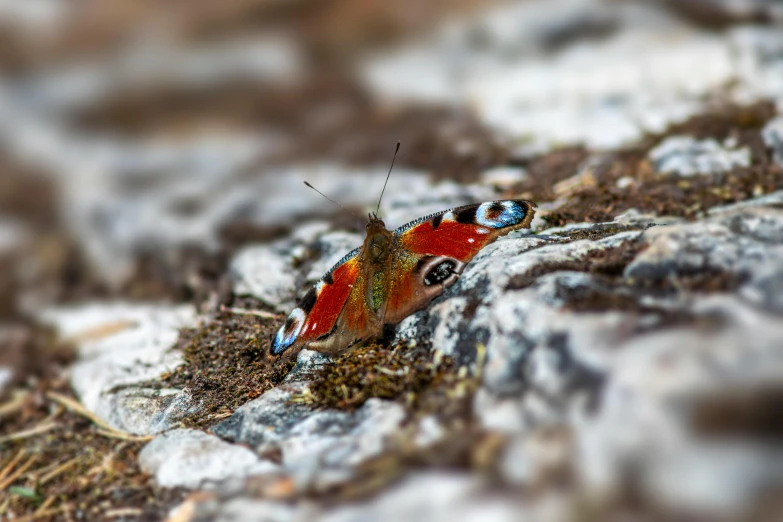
{"left": 394, "top": 199, "right": 536, "bottom": 261}
{"left": 271, "top": 247, "right": 361, "bottom": 356}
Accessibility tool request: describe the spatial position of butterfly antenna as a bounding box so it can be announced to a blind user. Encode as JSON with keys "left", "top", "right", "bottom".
{"left": 304, "top": 181, "right": 362, "bottom": 221}
{"left": 375, "top": 141, "right": 400, "bottom": 217}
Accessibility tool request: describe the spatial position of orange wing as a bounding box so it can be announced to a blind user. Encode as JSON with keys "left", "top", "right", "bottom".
{"left": 384, "top": 200, "right": 535, "bottom": 323}
{"left": 272, "top": 248, "right": 361, "bottom": 355}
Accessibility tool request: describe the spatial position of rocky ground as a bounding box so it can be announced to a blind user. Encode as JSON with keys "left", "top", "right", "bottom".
{"left": 2, "top": 0, "right": 783, "bottom": 521}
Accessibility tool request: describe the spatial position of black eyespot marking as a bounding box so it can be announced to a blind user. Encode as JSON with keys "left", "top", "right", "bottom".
{"left": 431, "top": 214, "right": 443, "bottom": 229}
{"left": 283, "top": 316, "right": 295, "bottom": 330}
{"left": 424, "top": 260, "right": 457, "bottom": 286}
{"left": 299, "top": 288, "right": 317, "bottom": 314}
{"left": 455, "top": 207, "right": 477, "bottom": 224}
{"left": 489, "top": 201, "right": 505, "bottom": 213}
{"left": 323, "top": 272, "right": 334, "bottom": 285}
{"left": 415, "top": 256, "right": 434, "bottom": 272}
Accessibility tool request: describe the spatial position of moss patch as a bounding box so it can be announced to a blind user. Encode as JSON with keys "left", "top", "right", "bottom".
{"left": 157, "top": 305, "right": 293, "bottom": 428}
{"left": 294, "top": 342, "right": 477, "bottom": 414}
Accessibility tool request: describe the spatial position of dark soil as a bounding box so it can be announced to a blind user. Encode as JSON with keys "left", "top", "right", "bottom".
{"left": 156, "top": 305, "right": 293, "bottom": 429}
{"left": 0, "top": 324, "right": 184, "bottom": 521}
{"left": 0, "top": 384, "right": 186, "bottom": 521}
{"left": 522, "top": 101, "right": 782, "bottom": 227}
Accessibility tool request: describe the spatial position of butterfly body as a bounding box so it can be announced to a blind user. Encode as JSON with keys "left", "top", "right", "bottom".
{"left": 272, "top": 199, "right": 536, "bottom": 357}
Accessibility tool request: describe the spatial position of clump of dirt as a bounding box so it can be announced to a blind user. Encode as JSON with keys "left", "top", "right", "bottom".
{"left": 523, "top": 101, "right": 781, "bottom": 227}
{"left": 296, "top": 342, "right": 476, "bottom": 413}
{"left": 157, "top": 305, "right": 293, "bottom": 428}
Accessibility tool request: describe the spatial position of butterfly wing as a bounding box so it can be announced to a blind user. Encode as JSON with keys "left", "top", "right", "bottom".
{"left": 272, "top": 247, "right": 372, "bottom": 356}
{"left": 384, "top": 199, "right": 536, "bottom": 324}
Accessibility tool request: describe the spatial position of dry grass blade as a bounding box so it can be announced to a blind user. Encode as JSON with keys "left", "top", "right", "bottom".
{"left": 0, "top": 450, "right": 26, "bottom": 484}
{"left": 34, "top": 496, "right": 56, "bottom": 514}
{"left": 38, "top": 457, "right": 80, "bottom": 485}
{"left": 0, "top": 421, "right": 57, "bottom": 444}
{"left": 64, "top": 320, "right": 138, "bottom": 344}
{"left": 94, "top": 428, "right": 153, "bottom": 442}
{"left": 13, "top": 504, "right": 70, "bottom": 522}
{"left": 0, "top": 453, "right": 39, "bottom": 492}
{"left": 104, "top": 507, "right": 143, "bottom": 518}
{"left": 219, "top": 305, "right": 281, "bottom": 319}
{"left": 45, "top": 391, "right": 122, "bottom": 435}
{"left": 0, "top": 390, "right": 30, "bottom": 419}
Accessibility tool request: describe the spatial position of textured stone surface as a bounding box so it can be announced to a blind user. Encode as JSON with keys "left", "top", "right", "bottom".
{"left": 214, "top": 389, "right": 406, "bottom": 492}
{"left": 577, "top": 292, "right": 783, "bottom": 514}
{"left": 139, "top": 429, "right": 278, "bottom": 489}
{"left": 165, "top": 204, "right": 783, "bottom": 519}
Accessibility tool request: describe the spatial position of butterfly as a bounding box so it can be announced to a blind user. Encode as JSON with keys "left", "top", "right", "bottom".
{"left": 270, "top": 198, "right": 536, "bottom": 357}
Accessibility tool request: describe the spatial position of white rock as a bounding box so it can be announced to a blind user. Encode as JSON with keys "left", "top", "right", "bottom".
{"left": 211, "top": 499, "right": 303, "bottom": 522}
{"left": 0, "top": 0, "right": 66, "bottom": 28}
{"left": 761, "top": 114, "right": 783, "bottom": 166}
{"left": 576, "top": 295, "right": 783, "bottom": 514}
{"left": 479, "top": 166, "right": 527, "bottom": 189}
{"left": 319, "top": 472, "right": 498, "bottom": 522}
{"left": 648, "top": 135, "right": 751, "bottom": 176}
{"left": 231, "top": 242, "right": 300, "bottom": 311}
{"left": 362, "top": 2, "right": 783, "bottom": 154}
{"left": 38, "top": 302, "right": 199, "bottom": 434}
{"left": 0, "top": 366, "right": 13, "bottom": 396}
{"left": 361, "top": 1, "right": 742, "bottom": 152}
{"left": 213, "top": 390, "right": 407, "bottom": 492}
{"left": 20, "top": 37, "right": 304, "bottom": 112}
{"left": 139, "top": 429, "right": 278, "bottom": 489}
{"left": 500, "top": 429, "right": 572, "bottom": 486}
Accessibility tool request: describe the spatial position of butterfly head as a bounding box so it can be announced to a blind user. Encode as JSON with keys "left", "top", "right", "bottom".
{"left": 366, "top": 212, "right": 386, "bottom": 229}
{"left": 365, "top": 212, "right": 392, "bottom": 263}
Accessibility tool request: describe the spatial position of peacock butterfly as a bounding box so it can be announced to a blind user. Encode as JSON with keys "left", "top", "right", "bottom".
{"left": 271, "top": 146, "right": 536, "bottom": 357}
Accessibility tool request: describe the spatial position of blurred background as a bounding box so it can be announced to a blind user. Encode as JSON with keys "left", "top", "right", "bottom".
{"left": 2, "top": 0, "right": 783, "bottom": 481}
{"left": 2, "top": 0, "right": 783, "bottom": 384}
{"left": 1, "top": 0, "right": 782, "bottom": 314}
